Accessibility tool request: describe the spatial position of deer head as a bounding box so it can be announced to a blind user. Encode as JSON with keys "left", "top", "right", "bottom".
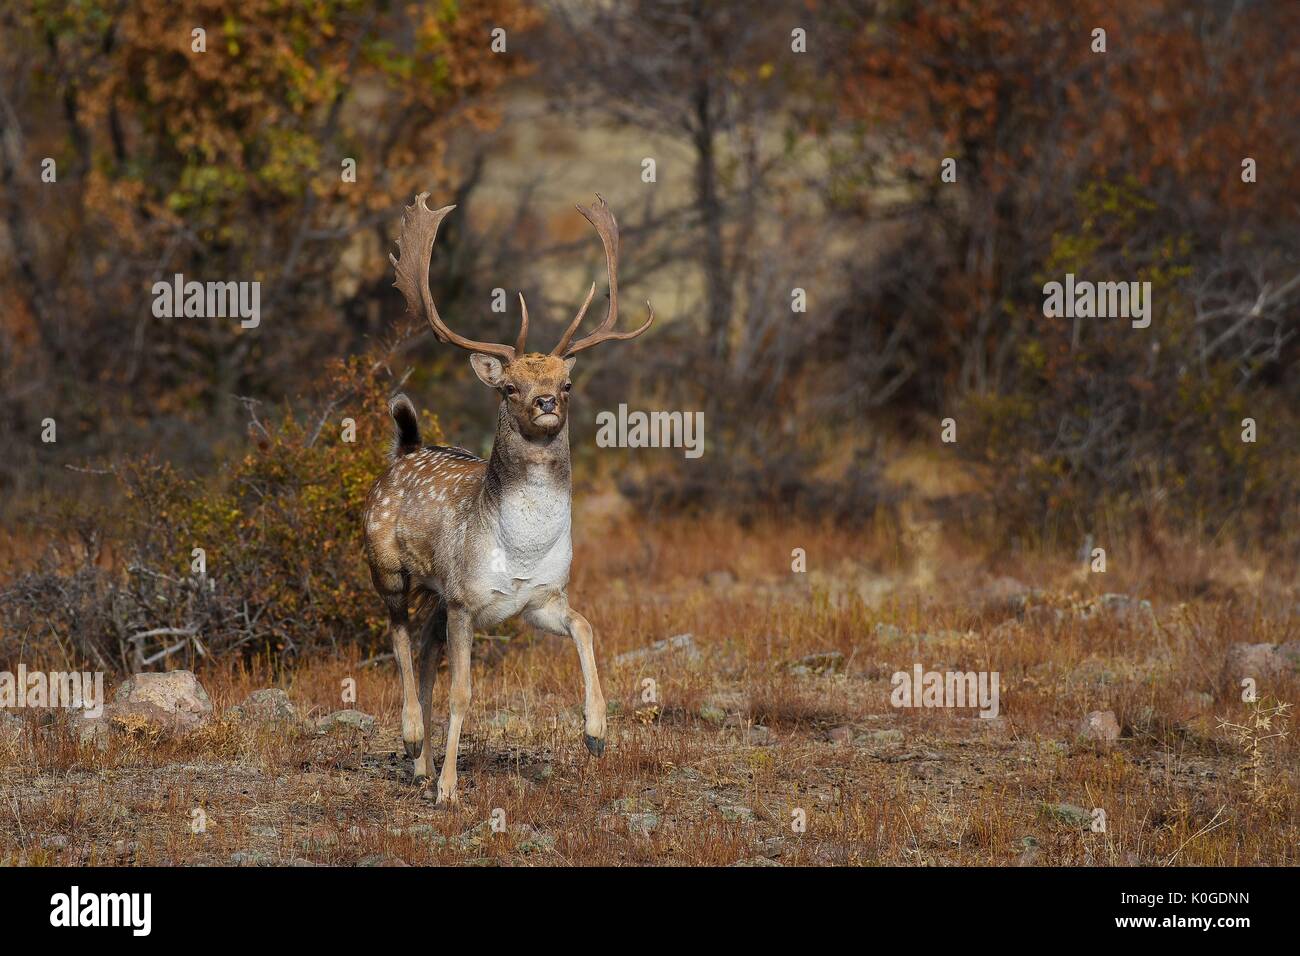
{"left": 391, "top": 192, "right": 654, "bottom": 440}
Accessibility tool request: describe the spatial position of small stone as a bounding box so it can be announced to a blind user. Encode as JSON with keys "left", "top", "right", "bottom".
{"left": 317, "top": 709, "right": 376, "bottom": 735}
{"left": 704, "top": 570, "right": 738, "bottom": 588}
{"left": 1225, "top": 642, "right": 1300, "bottom": 682}
{"left": 1079, "top": 594, "right": 1154, "bottom": 625}
{"left": 0, "top": 711, "right": 24, "bottom": 744}
{"left": 866, "top": 728, "right": 904, "bottom": 748}
{"left": 1042, "top": 803, "right": 1092, "bottom": 828}
{"left": 785, "top": 651, "right": 845, "bottom": 676}
{"left": 718, "top": 804, "right": 754, "bottom": 822}
{"left": 1077, "top": 710, "right": 1120, "bottom": 743}
{"left": 231, "top": 688, "right": 297, "bottom": 724}
{"left": 626, "top": 811, "right": 660, "bottom": 836}
{"left": 511, "top": 825, "right": 557, "bottom": 854}
{"left": 730, "top": 856, "right": 781, "bottom": 867}
{"left": 74, "top": 716, "right": 111, "bottom": 750}
{"left": 699, "top": 702, "right": 728, "bottom": 725}
{"left": 299, "top": 824, "right": 338, "bottom": 850}
{"left": 614, "top": 634, "right": 699, "bottom": 666}
{"left": 828, "top": 725, "right": 853, "bottom": 745}
{"left": 744, "top": 724, "right": 774, "bottom": 746}
{"left": 873, "top": 623, "right": 904, "bottom": 642}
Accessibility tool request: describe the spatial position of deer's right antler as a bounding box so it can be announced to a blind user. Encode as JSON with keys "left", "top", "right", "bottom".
{"left": 391, "top": 192, "right": 524, "bottom": 363}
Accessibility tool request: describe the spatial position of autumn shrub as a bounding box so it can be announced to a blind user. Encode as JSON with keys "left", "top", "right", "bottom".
{"left": 959, "top": 179, "right": 1299, "bottom": 547}
{"left": 1, "top": 350, "right": 441, "bottom": 672}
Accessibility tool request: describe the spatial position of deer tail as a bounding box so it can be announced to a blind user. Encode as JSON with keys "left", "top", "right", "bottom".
{"left": 388, "top": 393, "right": 422, "bottom": 457}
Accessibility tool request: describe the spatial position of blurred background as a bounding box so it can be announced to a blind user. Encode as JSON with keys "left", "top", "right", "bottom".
{"left": 1, "top": 0, "right": 1297, "bottom": 668}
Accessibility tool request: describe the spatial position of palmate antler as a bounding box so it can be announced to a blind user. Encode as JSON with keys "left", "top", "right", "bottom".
{"left": 391, "top": 193, "right": 524, "bottom": 363}
{"left": 552, "top": 194, "right": 655, "bottom": 358}
{"left": 392, "top": 191, "right": 653, "bottom": 362}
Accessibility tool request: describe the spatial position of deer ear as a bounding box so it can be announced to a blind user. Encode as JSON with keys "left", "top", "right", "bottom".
{"left": 470, "top": 353, "right": 505, "bottom": 387}
{"left": 564, "top": 356, "right": 577, "bottom": 374}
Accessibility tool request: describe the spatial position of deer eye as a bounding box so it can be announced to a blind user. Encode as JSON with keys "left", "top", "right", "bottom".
{"left": 504, "top": 384, "right": 517, "bottom": 396}
{"left": 562, "top": 382, "right": 572, "bottom": 393}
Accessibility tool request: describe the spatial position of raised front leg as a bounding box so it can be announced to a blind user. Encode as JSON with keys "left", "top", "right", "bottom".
{"left": 437, "top": 605, "right": 473, "bottom": 805}
{"left": 527, "top": 597, "right": 607, "bottom": 756}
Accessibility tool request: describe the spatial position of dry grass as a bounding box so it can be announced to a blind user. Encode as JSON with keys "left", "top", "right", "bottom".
{"left": 1, "top": 507, "right": 1297, "bottom": 867}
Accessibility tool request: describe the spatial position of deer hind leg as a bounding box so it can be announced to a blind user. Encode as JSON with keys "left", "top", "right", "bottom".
{"left": 414, "top": 601, "right": 448, "bottom": 782}
{"left": 526, "top": 597, "right": 607, "bottom": 757}
{"left": 377, "top": 573, "right": 423, "bottom": 761}
{"left": 437, "top": 604, "right": 473, "bottom": 805}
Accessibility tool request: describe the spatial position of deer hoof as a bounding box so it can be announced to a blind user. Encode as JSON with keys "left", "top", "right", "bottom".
{"left": 404, "top": 739, "right": 422, "bottom": 759}
{"left": 584, "top": 734, "right": 606, "bottom": 757}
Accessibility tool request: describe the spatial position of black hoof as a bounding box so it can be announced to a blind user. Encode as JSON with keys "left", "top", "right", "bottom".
{"left": 404, "top": 739, "right": 422, "bottom": 759}
{"left": 584, "top": 734, "right": 606, "bottom": 757}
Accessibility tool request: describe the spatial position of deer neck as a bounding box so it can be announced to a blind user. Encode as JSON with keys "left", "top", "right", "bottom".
{"left": 480, "top": 403, "right": 573, "bottom": 563}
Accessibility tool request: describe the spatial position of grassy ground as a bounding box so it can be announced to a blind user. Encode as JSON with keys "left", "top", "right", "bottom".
{"left": 1, "top": 506, "right": 1296, "bottom": 867}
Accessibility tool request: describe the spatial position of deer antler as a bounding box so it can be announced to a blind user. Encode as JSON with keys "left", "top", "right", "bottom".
{"left": 552, "top": 195, "right": 654, "bottom": 358}
{"left": 391, "top": 192, "right": 524, "bottom": 363}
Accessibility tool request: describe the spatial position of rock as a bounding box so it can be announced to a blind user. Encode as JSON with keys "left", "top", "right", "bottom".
{"left": 1079, "top": 593, "right": 1154, "bottom": 625}
{"left": 738, "top": 724, "right": 773, "bottom": 746}
{"left": 614, "top": 633, "right": 699, "bottom": 666}
{"left": 483, "top": 710, "right": 529, "bottom": 736}
{"left": 317, "top": 709, "right": 376, "bottom": 735}
{"left": 785, "top": 651, "right": 845, "bottom": 676}
{"left": 730, "top": 856, "right": 781, "bottom": 867}
{"left": 249, "top": 825, "right": 279, "bottom": 839}
{"left": 828, "top": 725, "right": 853, "bottom": 745}
{"left": 703, "top": 570, "right": 737, "bottom": 588}
{"left": 112, "top": 670, "right": 212, "bottom": 733}
{"left": 0, "top": 711, "right": 25, "bottom": 744}
{"left": 40, "top": 835, "right": 69, "bottom": 850}
{"left": 1014, "top": 835, "right": 1041, "bottom": 866}
{"left": 1077, "top": 710, "right": 1120, "bottom": 743}
{"left": 358, "top": 855, "right": 410, "bottom": 867}
{"left": 231, "top": 688, "right": 296, "bottom": 724}
{"left": 1023, "top": 606, "right": 1065, "bottom": 628}
{"left": 230, "top": 851, "right": 274, "bottom": 866}
{"left": 456, "top": 820, "right": 494, "bottom": 850}
{"left": 299, "top": 824, "right": 338, "bottom": 850}
{"left": 74, "top": 716, "right": 112, "bottom": 750}
{"left": 873, "top": 623, "right": 904, "bottom": 642}
{"left": 699, "top": 702, "right": 728, "bottom": 725}
{"left": 718, "top": 804, "right": 754, "bottom": 822}
{"left": 626, "top": 811, "right": 660, "bottom": 836}
{"left": 1042, "top": 803, "right": 1092, "bottom": 828}
{"left": 865, "top": 728, "right": 904, "bottom": 748}
{"left": 1225, "top": 642, "right": 1300, "bottom": 682}
{"left": 699, "top": 691, "right": 746, "bottom": 725}
{"left": 511, "top": 826, "right": 557, "bottom": 854}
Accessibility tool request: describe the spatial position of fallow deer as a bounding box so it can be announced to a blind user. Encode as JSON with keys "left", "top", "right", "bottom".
{"left": 363, "top": 192, "right": 653, "bottom": 804}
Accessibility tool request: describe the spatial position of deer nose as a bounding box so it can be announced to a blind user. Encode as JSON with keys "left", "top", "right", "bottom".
{"left": 535, "top": 395, "right": 557, "bottom": 414}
